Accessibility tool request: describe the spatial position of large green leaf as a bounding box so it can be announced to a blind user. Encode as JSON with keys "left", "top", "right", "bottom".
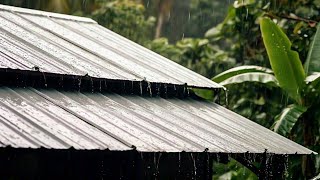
{"left": 212, "top": 65, "right": 273, "bottom": 83}
{"left": 218, "top": 72, "right": 278, "bottom": 87}
{"left": 304, "top": 22, "right": 320, "bottom": 74}
{"left": 271, "top": 104, "right": 308, "bottom": 136}
{"left": 260, "top": 18, "right": 306, "bottom": 104}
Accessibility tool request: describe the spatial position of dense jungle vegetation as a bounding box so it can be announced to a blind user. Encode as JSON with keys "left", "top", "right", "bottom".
{"left": 1, "top": 0, "right": 319, "bottom": 179}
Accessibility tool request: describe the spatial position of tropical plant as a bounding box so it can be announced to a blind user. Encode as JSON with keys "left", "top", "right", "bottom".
{"left": 148, "top": 38, "right": 236, "bottom": 78}
{"left": 213, "top": 17, "right": 320, "bottom": 178}
{"left": 89, "top": 0, "right": 155, "bottom": 45}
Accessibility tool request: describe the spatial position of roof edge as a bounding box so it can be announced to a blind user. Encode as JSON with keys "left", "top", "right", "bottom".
{"left": 0, "top": 68, "right": 222, "bottom": 98}
{"left": 0, "top": 4, "right": 97, "bottom": 23}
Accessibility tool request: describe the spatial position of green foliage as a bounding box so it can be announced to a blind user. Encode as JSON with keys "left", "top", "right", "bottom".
{"left": 148, "top": 38, "right": 236, "bottom": 78}
{"left": 305, "top": 22, "right": 320, "bottom": 74}
{"left": 212, "top": 65, "right": 273, "bottom": 83}
{"left": 272, "top": 104, "right": 308, "bottom": 136}
{"left": 212, "top": 159, "right": 257, "bottom": 180}
{"left": 90, "top": 0, "right": 155, "bottom": 45}
{"left": 214, "top": 15, "right": 320, "bottom": 178}
{"left": 260, "top": 18, "right": 306, "bottom": 104}
{"left": 2, "top": 0, "right": 320, "bottom": 178}
{"left": 217, "top": 72, "right": 278, "bottom": 87}
{"left": 186, "top": 0, "right": 231, "bottom": 38}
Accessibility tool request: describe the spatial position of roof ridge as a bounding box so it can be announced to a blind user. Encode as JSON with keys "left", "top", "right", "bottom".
{"left": 0, "top": 4, "right": 96, "bottom": 23}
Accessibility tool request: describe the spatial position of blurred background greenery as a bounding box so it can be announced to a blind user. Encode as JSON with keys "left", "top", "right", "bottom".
{"left": 0, "top": 0, "right": 319, "bottom": 179}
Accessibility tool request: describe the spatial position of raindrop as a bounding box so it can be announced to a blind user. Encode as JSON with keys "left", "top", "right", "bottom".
{"left": 156, "top": 83, "right": 161, "bottom": 96}
{"left": 147, "top": 81, "right": 152, "bottom": 97}
{"left": 245, "top": 8, "right": 249, "bottom": 20}
{"left": 41, "top": 72, "right": 47, "bottom": 87}
{"left": 190, "top": 153, "right": 197, "bottom": 179}
{"left": 225, "top": 90, "right": 229, "bottom": 106}
{"left": 90, "top": 78, "right": 94, "bottom": 93}
{"left": 216, "top": 153, "right": 220, "bottom": 163}
{"left": 104, "top": 80, "right": 108, "bottom": 91}
{"left": 164, "top": 84, "right": 168, "bottom": 97}
{"left": 284, "top": 154, "right": 289, "bottom": 177}
{"left": 140, "top": 152, "right": 144, "bottom": 160}
{"left": 178, "top": 152, "right": 181, "bottom": 175}
{"left": 139, "top": 81, "right": 143, "bottom": 95}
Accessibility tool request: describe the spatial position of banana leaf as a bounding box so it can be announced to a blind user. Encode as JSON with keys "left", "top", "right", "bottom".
{"left": 212, "top": 65, "right": 273, "bottom": 83}
{"left": 260, "top": 18, "right": 306, "bottom": 104}
{"left": 271, "top": 104, "right": 307, "bottom": 136}
{"left": 219, "top": 72, "right": 278, "bottom": 87}
{"left": 304, "top": 22, "right": 320, "bottom": 74}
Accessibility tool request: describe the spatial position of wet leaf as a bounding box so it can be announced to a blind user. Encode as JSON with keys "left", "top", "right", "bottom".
{"left": 192, "top": 88, "right": 214, "bottom": 101}
{"left": 212, "top": 65, "right": 273, "bottom": 83}
{"left": 304, "top": 22, "right": 320, "bottom": 74}
{"left": 271, "top": 104, "right": 308, "bottom": 136}
{"left": 260, "top": 18, "right": 306, "bottom": 104}
{"left": 217, "top": 72, "right": 278, "bottom": 87}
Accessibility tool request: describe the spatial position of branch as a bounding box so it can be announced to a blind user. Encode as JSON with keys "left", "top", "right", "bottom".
{"left": 264, "top": 12, "right": 318, "bottom": 27}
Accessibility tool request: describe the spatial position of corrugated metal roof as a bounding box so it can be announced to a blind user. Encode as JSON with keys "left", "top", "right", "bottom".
{"left": 0, "top": 87, "right": 314, "bottom": 155}
{"left": 0, "top": 4, "right": 222, "bottom": 89}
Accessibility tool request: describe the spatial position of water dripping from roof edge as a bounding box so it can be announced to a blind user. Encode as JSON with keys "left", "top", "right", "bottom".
{"left": 100, "top": 158, "right": 105, "bottom": 179}
{"left": 99, "top": 80, "right": 102, "bottom": 92}
{"left": 206, "top": 152, "right": 210, "bottom": 176}
{"left": 225, "top": 90, "right": 229, "bottom": 107}
{"left": 178, "top": 152, "right": 181, "bottom": 175}
{"left": 216, "top": 153, "right": 220, "bottom": 163}
{"left": 131, "top": 81, "right": 134, "bottom": 95}
{"left": 147, "top": 81, "right": 152, "bottom": 97}
{"left": 284, "top": 154, "right": 289, "bottom": 177}
{"left": 164, "top": 83, "right": 168, "bottom": 97}
{"left": 139, "top": 81, "right": 143, "bottom": 95}
{"left": 190, "top": 153, "right": 197, "bottom": 179}
{"left": 243, "top": 165, "right": 246, "bottom": 176}
{"left": 156, "top": 83, "right": 161, "bottom": 96}
{"left": 90, "top": 77, "right": 94, "bottom": 93}
{"left": 41, "top": 71, "right": 48, "bottom": 88}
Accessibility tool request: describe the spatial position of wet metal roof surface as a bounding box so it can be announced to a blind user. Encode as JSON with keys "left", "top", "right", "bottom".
{"left": 0, "top": 87, "right": 314, "bottom": 155}
{"left": 0, "top": 5, "right": 315, "bottom": 156}
{"left": 0, "top": 4, "right": 222, "bottom": 89}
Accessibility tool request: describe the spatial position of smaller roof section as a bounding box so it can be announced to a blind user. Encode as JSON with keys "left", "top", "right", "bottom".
{"left": 0, "top": 87, "right": 315, "bottom": 155}
{"left": 0, "top": 4, "right": 223, "bottom": 90}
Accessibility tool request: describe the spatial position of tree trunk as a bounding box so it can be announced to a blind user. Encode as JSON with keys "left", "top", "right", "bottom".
{"left": 155, "top": 0, "right": 173, "bottom": 39}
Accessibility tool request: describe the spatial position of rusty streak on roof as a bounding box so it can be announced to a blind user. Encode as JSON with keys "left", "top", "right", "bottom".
{"left": 0, "top": 4, "right": 222, "bottom": 90}
{"left": 0, "top": 87, "right": 314, "bottom": 155}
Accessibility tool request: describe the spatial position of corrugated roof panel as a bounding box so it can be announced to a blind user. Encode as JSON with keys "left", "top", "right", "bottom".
{"left": 0, "top": 5, "right": 223, "bottom": 89}
{"left": 0, "top": 87, "right": 314, "bottom": 155}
